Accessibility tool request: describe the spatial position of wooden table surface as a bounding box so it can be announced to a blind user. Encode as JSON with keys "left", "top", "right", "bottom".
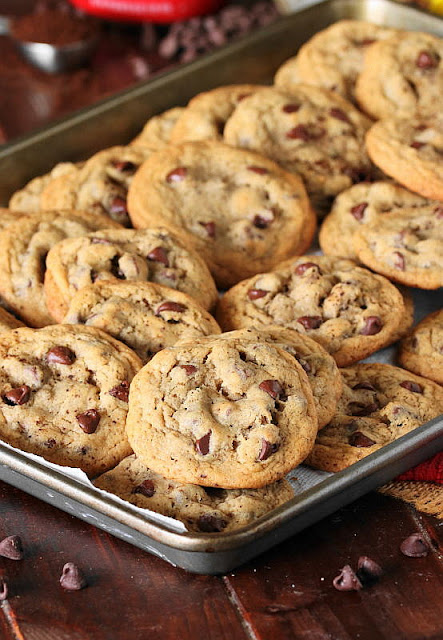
{"left": 0, "top": 480, "right": 441, "bottom": 640}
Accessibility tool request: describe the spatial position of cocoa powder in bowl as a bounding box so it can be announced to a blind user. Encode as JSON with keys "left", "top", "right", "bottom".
{"left": 11, "top": 6, "right": 97, "bottom": 46}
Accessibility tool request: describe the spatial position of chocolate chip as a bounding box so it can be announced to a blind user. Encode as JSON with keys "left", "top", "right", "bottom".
{"left": 0, "top": 535, "right": 24, "bottom": 560}
{"left": 400, "top": 533, "right": 430, "bottom": 557}
{"left": 3, "top": 385, "right": 31, "bottom": 406}
{"left": 199, "top": 221, "right": 216, "bottom": 237}
{"left": 112, "top": 160, "right": 137, "bottom": 172}
{"left": 76, "top": 409, "right": 100, "bottom": 434}
{"left": 147, "top": 246, "right": 169, "bottom": 267}
{"left": 349, "top": 401, "right": 379, "bottom": 416}
{"left": 253, "top": 215, "right": 272, "bottom": 229}
{"left": 359, "top": 38, "right": 376, "bottom": 46}
{"left": 60, "top": 563, "right": 87, "bottom": 591}
{"left": 258, "top": 438, "right": 279, "bottom": 461}
{"left": 198, "top": 513, "right": 227, "bottom": 533}
{"left": 393, "top": 251, "right": 405, "bottom": 270}
{"left": 410, "top": 141, "right": 425, "bottom": 149}
{"left": 108, "top": 381, "right": 130, "bottom": 402}
{"left": 179, "top": 365, "right": 197, "bottom": 375}
{"left": 332, "top": 565, "right": 362, "bottom": 591}
{"left": 247, "top": 166, "right": 269, "bottom": 174}
{"left": 282, "top": 103, "right": 300, "bottom": 113}
{"left": 348, "top": 431, "right": 376, "bottom": 447}
{"left": 109, "top": 196, "right": 128, "bottom": 217}
{"left": 259, "top": 379, "right": 283, "bottom": 399}
{"left": 297, "top": 316, "right": 322, "bottom": 330}
{"left": 295, "top": 262, "right": 319, "bottom": 275}
{"left": 166, "top": 167, "right": 187, "bottom": 182}
{"left": 400, "top": 380, "right": 423, "bottom": 394}
{"left": 294, "top": 354, "right": 311, "bottom": 374}
{"left": 156, "top": 301, "right": 186, "bottom": 315}
{"left": 286, "top": 124, "right": 310, "bottom": 141}
{"left": 416, "top": 50, "right": 438, "bottom": 69}
{"left": 353, "top": 382, "right": 377, "bottom": 391}
{"left": 360, "top": 316, "right": 382, "bottom": 336}
{"left": 350, "top": 202, "right": 368, "bottom": 221}
{"left": 434, "top": 206, "right": 443, "bottom": 218}
{"left": 329, "top": 107, "right": 351, "bottom": 123}
{"left": 357, "top": 556, "right": 383, "bottom": 584}
{"left": 132, "top": 479, "right": 155, "bottom": 498}
{"left": 196, "top": 431, "right": 211, "bottom": 455}
{"left": 46, "top": 346, "right": 75, "bottom": 365}
{"left": 247, "top": 288, "right": 267, "bottom": 300}
{"left": 110, "top": 255, "right": 125, "bottom": 280}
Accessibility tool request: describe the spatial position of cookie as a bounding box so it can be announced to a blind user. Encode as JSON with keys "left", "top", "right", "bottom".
{"left": 169, "top": 84, "right": 265, "bottom": 143}
{"left": 9, "top": 162, "right": 81, "bottom": 214}
{"left": 127, "top": 140, "right": 315, "bottom": 288}
{"left": 63, "top": 281, "right": 221, "bottom": 364}
{"left": 40, "top": 146, "right": 153, "bottom": 227}
{"left": 365, "top": 116, "right": 443, "bottom": 201}
{"left": 126, "top": 335, "right": 318, "bottom": 488}
{"left": 216, "top": 255, "right": 408, "bottom": 366}
{"left": 356, "top": 31, "right": 443, "bottom": 120}
{"left": 305, "top": 363, "right": 443, "bottom": 472}
{"left": 177, "top": 326, "right": 342, "bottom": 429}
{"left": 223, "top": 86, "right": 373, "bottom": 213}
{"left": 0, "top": 308, "right": 25, "bottom": 334}
{"left": 44, "top": 227, "right": 218, "bottom": 322}
{"left": 0, "top": 210, "right": 121, "bottom": 328}
{"left": 275, "top": 20, "right": 397, "bottom": 103}
{"left": 398, "top": 309, "right": 443, "bottom": 385}
{"left": 319, "top": 181, "right": 430, "bottom": 260}
{"left": 0, "top": 209, "right": 26, "bottom": 231}
{"left": 353, "top": 205, "right": 443, "bottom": 289}
{"left": 0, "top": 325, "right": 141, "bottom": 475}
{"left": 94, "top": 454, "right": 294, "bottom": 533}
{"left": 131, "top": 107, "right": 185, "bottom": 148}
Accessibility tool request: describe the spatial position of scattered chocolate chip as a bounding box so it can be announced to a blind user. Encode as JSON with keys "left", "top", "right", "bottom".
{"left": 410, "top": 141, "right": 425, "bottom": 149}
{"left": 357, "top": 556, "right": 383, "bottom": 584}
{"left": 416, "top": 50, "right": 438, "bottom": 69}
{"left": 282, "top": 103, "right": 300, "bottom": 113}
{"left": 76, "top": 409, "right": 100, "bottom": 434}
{"left": 348, "top": 431, "right": 376, "bottom": 447}
{"left": 166, "top": 167, "right": 187, "bottom": 182}
{"left": 360, "top": 316, "right": 382, "bottom": 336}
{"left": 199, "top": 221, "right": 216, "bottom": 237}
{"left": 329, "top": 107, "right": 351, "bottom": 123}
{"left": 350, "top": 202, "right": 368, "bottom": 221}
{"left": 0, "top": 577, "right": 8, "bottom": 601}
{"left": 198, "top": 513, "right": 227, "bottom": 533}
{"left": 132, "top": 479, "right": 155, "bottom": 498}
{"left": 112, "top": 160, "right": 137, "bottom": 172}
{"left": 60, "top": 563, "right": 87, "bottom": 591}
{"left": 3, "top": 385, "right": 31, "bottom": 406}
{"left": 258, "top": 438, "right": 279, "bottom": 461}
{"left": 109, "top": 196, "right": 128, "bottom": 217}
{"left": 0, "top": 535, "right": 24, "bottom": 560}
{"left": 400, "top": 380, "right": 423, "bottom": 394}
{"left": 247, "top": 166, "right": 269, "bottom": 174}
{"left": 179, "top": 365, "right": 197, "bottom": 375}
{"left": 196, "top": 431, "right": 211, "bottom": 455}
{"left": 253, "top": 214, "right": 272, "bottom": 229}
{"left": 295, "top": 262, "right": 319, "bottom": 275}
{"left": 147, "top": 246, "right": 169, "bottom": 267}
{"left": 353, "top": 382, "right": 377, "bottom": 391}
{"left": 108, "top": 381, "right": 130, "bottom": 402}
{"left": 46, "top": 346, "right": 76, "bottom": 365}
{"left": 400, "top": 533, "right": 430, "bottom": 558}
{"left": 259, "top": 379, "right": 283, "bottom": 399}
{"left": 247, "top": 288, "right": 267, "bottom": 300}
{"left": 332, "top": 565, "right": 362, "bottom": 591}
{"left": 297, "top": 316, "right": 322, "bottom": 330}
{"left": 286, "top": 124, "right": 310, "bottom": 141}
{"left": 393, "top": 251, "right": 405, "bottom": 270}
{"left": 156, "top": 301, "right": 186, "bottom": 315}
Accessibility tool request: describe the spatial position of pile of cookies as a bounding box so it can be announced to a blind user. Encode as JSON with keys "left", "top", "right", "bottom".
{"left": 0, "top": 19, "right": 442, "bottom": 534}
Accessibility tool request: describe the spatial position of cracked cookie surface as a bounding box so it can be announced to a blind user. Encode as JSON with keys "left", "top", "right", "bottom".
{"left": 398, "top": 309, "right": 443, "bottom": 385}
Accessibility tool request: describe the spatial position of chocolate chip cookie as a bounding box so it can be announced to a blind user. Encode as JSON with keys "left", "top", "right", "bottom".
{"left": 169, "top": 84, "right": 265, "bottom": 143}
{"left": 9, "top": 162, "right": 81, "bottom": 214}
{"left": 63, "top": 281, "right": 221, "bottom": 364}
{"left": 126, "top": 335, "right": 318, "bottom": 488}
{"left": 275, "top": 20, "right": 397, "bottom": 103}
{"left": 0, "top": 210, "right": 122, "bottom": 328}
{"left": 353, "top": 205, "right": 443, "bottom": 289}
{"left": 319, "top": 181, "right": 430, "bottom": 260}
{"left": 0, "top": 325, "right": 141, "bottom": 475}
{"left": 0, "top": 308, "right": 24, "bottom": 333}
{"left": 94, "top": 454, "right": 294, "bottom": 533}
{"left": 365, "top": 116, "right": 443, "bottom": 201}
{"left": 216, "top": 255, "right": 408, "bottom": 366}
{"left": 40, "top": 146, "right": 153, "bottom": 227}
{"left": 131, "top": 107, "right": 185, "bottom": 148}
{"left": 0, "top": 209, "right": 24, "bottom": 231}
{"left": 356, "top": 31, "right": 443, "bottom": 120}
{"left": 305, "top": 363, "right": 443, "bottom": 472}
{"left": 398, "top": 309, "right": 443, "bottom": 385}
{"left": 44, "top": 227, "right": 218, "bottom": 322}
{"left": 223, "top": 86, "right": 373, "bottom": 214}
{"left": 128, "top": 140, "right": 315, "bottom": 288}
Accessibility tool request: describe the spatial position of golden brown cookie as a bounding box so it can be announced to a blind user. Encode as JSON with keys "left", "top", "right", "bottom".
{"left": 398, "top": 309, "right": 443, "bottom": 385}
{"left": 9, "top": 162, "right": 81, "bottom": 214}
{"left": 131, "top": 107, "right": 185, "bottom": 148}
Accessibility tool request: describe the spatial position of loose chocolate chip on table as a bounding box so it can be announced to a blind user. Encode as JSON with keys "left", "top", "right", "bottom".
{"left": 132, "top": 479, "right": 156, "bottom": 498}
{"left": 109, "top": 196, "right": 128, "bottom": 217}
{"left": 400, "top": 533, "right": 430, "bottom": 558}
{"left": 282, "top": 103, "right": 300, "bottom": 113}
{"left": 416, "top": 50, "right": 438, "bottom": 69}
{"left": 247, "top": 288, "right": 267, "bottom": 300}
{"left": 0, "top": 535, "right": 24, "bottom": 560}
{"left": 258, "top": 438, "right": 279, "bottom": 461}
{"left": 199, "top": 221, "right": 216, "bottom": 237}
{"left": 46, "top": 346, "right": 76, "bottom": 365}
{"left": 348, "top": 431, "right": 376, "bottom": 448}
{"left": 295, "top": 262, "right": 319, "bottom": 275}
{"left": 259, "top": 379, "right": 283, "bottom": 399}
{"left": 247, "top": 166, "right": 269, "bottom": 174}
{"left": 357, "top": 556, "right": 383, "bottom": 584}
{"left": 147, "top": 246, "right": 169, "bottom": 267}
{"left": 393, "top": 251, "right": 405, "bottom": 271}
{"left": 0, "top": 577, "right": 8, "bottom": 601}
{"left": 350, "top": 202, "right": 368, "bottom": 221}
{"left": 60, "top": 563, "right": 87, "bottom": 591}
{"left": 196, "top": 431, "right": 211, "bottom": 455}
{"left": 108, "top": 381, "right": 130, "bottom": 402}
{"left": 360, "top": 316, "right": 382, "bottom": 336}
{"left": 198, "top": 514, "right": 227, "bottom": 533}
{"left": 329, "top": 107, "right": 351, "bottom": 124}
{"left": 297, "top": 316, "right": 322, "bottom": 330}
{"left": 166, "top": 167, "right": 187, "bottom": 183}
{"left": 3, "top": 385, "right": 31, "bottom": 406}
{"left": 400, "top": 380, "right": 423, "bottom": 394}
{"left": 156, "top": 301, "right": 186, "bottom": 315}
{"left": 332, "top": 565, "right": 363, "bottom": 591}
{"left": 179, "top": 365, "right": 197, "bottom": 375}
{"left": 77, "top": 409, "right": 100, "bottom": 434}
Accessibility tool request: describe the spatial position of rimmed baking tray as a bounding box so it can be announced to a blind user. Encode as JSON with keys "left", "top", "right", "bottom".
{"left": 0, "top": 0, "right": 441, "bottom": 574}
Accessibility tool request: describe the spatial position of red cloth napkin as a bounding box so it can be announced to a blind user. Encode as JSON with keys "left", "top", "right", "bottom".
{"left": 396, "top": 452, "right": 443, "bottom": 483}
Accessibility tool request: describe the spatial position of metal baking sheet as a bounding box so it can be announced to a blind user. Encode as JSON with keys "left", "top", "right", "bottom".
{"left": 0, "top": 0, "right": 441, "bottom": 574}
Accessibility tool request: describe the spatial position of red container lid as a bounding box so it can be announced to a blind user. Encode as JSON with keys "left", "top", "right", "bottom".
{"left": 69, "top": 0, "right": 226, "bottom": 23}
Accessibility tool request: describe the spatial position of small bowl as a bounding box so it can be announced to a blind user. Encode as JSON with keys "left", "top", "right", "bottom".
{"left": 15, "top": 35, "right": 98, "bottom": 74}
